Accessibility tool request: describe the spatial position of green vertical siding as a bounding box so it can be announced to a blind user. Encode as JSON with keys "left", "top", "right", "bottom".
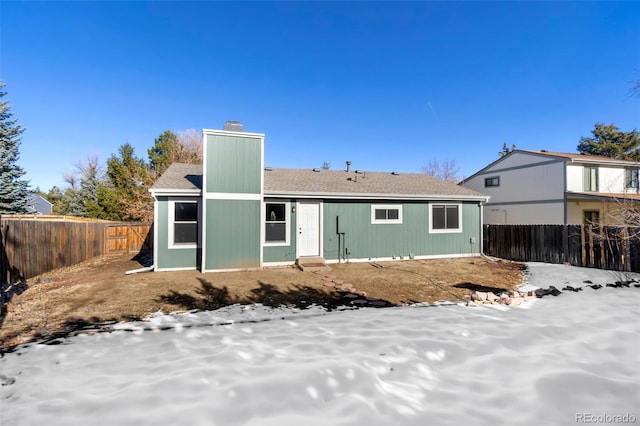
{"left": 205, "top": 134, "right": 262, "bottom": 194}
{"left": 323, "top": 201, "right": 480, "bottom": 261}
{"left": 156, "top": 197, "right": 199, "bottom": 270}
{"left": 204, "top": 199, "right": 261, "bottom": 270}
{"left": 263, "top": 209, "right": 297, "bottom": 263}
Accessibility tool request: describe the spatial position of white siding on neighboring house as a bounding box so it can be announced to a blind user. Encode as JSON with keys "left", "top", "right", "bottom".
{"left": 566, "top": 164, "right": 583, "bottom": 192}
{"left": 485, "top": 202, "right": 564, "bottom": 225}
{"left": 464, "top": 153, "right": 565, "bottom": 203}
{"left": 462, "top": 152, "right": 566, "bottom": 224}
{"left": 487, "top": 151, "right": 555, "bottom": 169}
{"left": 464, "top": 150, "right": 640, "bottom": 226}
{"left": 599, "top": 167, "right": 624, "bottom": 193}
{"left": 567, "top": 164, "right": 627, "bottom": 194}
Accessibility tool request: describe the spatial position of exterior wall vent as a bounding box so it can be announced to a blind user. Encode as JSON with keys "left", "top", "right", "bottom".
{"left": 223, "top": 121, "right": 244, "bottom": 132}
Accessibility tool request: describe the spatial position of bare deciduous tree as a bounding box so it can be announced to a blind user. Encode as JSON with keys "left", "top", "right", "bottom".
{"left": 421, "top": 159, "right": 460, "bottom": 183}
{"left": 175, "top": 129, "right": 203, "bottom": 164}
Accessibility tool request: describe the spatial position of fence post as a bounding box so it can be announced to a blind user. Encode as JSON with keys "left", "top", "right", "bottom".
{"left": 0, "top": 217, "right": 7, "bottom": 285}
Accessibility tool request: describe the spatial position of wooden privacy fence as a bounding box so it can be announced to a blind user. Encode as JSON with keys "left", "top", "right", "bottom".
{"left": 484, "top": 224, "right": 640, "bottom": 272}
{"left": 1, "top": 216, "right": 152, "bottom": 283}
{"left": 105, "top": 223, "right": 153, "bottom": 255}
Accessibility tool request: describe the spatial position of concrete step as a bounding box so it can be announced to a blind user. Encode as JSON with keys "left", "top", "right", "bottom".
{"left": 296, "top": 257, "right": 327, "bottom": 271}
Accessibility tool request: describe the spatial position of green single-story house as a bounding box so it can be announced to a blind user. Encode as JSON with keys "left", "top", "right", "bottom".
{"left": 149, "top": 125, "right": 490, "bottom": 272}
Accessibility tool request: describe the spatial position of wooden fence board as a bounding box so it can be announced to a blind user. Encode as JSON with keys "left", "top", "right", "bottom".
{"left": 484, "top": 224, "right": 640, "bottom": 272}
{"left": 0, "top": 216, "right": 153, "bottom": 283}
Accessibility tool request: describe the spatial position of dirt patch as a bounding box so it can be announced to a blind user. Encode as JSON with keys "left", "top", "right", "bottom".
{"left": 0, "top": 254, "right": 524, "bottom": 348}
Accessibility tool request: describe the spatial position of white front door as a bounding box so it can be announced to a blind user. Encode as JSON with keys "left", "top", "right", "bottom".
{"left": 297, "top": 202, "right": 321, "bottom": 257}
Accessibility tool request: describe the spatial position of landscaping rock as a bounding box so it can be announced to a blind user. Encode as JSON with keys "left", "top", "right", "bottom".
{"left": 486, "top": 292, "right": 498, "bottom": 302}
{"left": 509, "top": 298, "right": 523, "bottom": 307}
{"left": 534, "top": 286, "right": 561, "bottom": 298}
{"left": 471, "top": 291, "right": 487, "bottom": 301}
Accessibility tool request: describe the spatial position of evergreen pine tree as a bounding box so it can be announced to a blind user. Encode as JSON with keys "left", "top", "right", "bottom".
{"left": 0, "top": 81, "right": 30, "bottom": 214}
{"left": 577, "top": 123, "right": 640, "bottom": 161}
{"left": 148, "top": 130, "right": 178, "bottom": 177}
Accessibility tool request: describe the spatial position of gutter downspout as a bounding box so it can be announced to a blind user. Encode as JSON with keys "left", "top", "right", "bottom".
{"left": 125, "top": 265, "right": 154, "bottom": 275}
{"left": 151, "top": 192, "right": 159, "bottom": 272}
{"left": 479, "top": 197, "right": 488, "bottom": 256}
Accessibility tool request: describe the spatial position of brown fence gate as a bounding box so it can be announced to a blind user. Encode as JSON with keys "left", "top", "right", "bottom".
{"left": 105, "top": 223, "right": 153, "bottom": 255}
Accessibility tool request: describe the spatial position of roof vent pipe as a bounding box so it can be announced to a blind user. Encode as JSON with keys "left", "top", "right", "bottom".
{"left": 223, "top": 121, "right": 243, "bottom": 132}
{"left": 346, "top": 161, "right": 351, "bottom": 172}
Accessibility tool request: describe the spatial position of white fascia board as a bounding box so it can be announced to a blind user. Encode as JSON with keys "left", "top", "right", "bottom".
{"left": 570, "top": 158, "right": 640, "bottom": 167}
{"left": 149, "top": 189, "right": 201, "bottom": 197}
{"left": 202, "top": 129, "right": 266, "bottom": 139}
{"left": 264, "top": 191, "right": 489, "bottom": 202}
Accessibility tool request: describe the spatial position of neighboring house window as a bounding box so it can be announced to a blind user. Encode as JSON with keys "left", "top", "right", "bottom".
{"left": 583, "top": 167, "right": 598, "bottom": 192}
{"left": 625, "top": 168, "right": 639, "bottom": 190}
{"left": 429, "top": 203, "right": 462, "bottom": 233}
{"left": 371, "top": 205, "right": 403, "bottom": 224}
{"left": 583, "top": 210, "right": 600, "bottom": 225}
{"left": 484, "top": 176, "right": 500, "bottom": 187}
{"left": 265, "top": 202, "right": 290, "bottom": 245}
{"left": 170, "top": 200, "right": 198, "bottom": 247}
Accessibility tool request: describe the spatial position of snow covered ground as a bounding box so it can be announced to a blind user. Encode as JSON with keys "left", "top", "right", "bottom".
{"left": 1, "top": 263, "right": 639, "bottom": 426}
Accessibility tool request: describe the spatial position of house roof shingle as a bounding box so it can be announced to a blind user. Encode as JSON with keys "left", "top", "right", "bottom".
{"left": 263, "top": 168, "right": 485, "bottom": 198}
{"left": 151, "top": 163, "right": 487, "bottom": 200}
{"left": 151, "top": 163, "right": 202, "bottom": 191}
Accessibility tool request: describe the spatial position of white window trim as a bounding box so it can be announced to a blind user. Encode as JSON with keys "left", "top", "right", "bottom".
{"left": 429, "top": 203, "right": 463, "bottom": 234}
{"left": 264, "top": 201, "right": 291, "bottom": 246}
{"left": 168, "top": 198, "right": 199, "bottom": 249}
{"left": 371, "top": 204, "right": 403, "bottom": 224}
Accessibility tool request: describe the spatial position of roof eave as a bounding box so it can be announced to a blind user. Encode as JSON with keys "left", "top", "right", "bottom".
{"left": 565, "top": 191, "right": 640, "bottom": 202}
{"left": 264, "top": 190, "right": 489, "bottom": 202}
{"left": 568, "top": 158, "right": 640, "bottom": 167}
{"left": 149, "top": 189, "right": 202, "bottom": 197}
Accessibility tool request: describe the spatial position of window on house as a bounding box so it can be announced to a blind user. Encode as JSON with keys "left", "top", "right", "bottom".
{"left": 265, "top": 202, "right": 289, "bottom": 244}
{"left": 371, "top": 205, "right": 403, "bottom": 224}
{"left": 583, "top": 210, "right": 600, "bottom": 225}
{"left": 625, "top": 168, "right": 639, "bottom": 190}
{"left": 430, "top": 204, "right": 462, "bottom": 233}
{"left": 172, "top": 201, "right": 198, "bottom": 246}
{"left": 484, "top": 176, "right": 500, "bottom": 187}
{"left": 584, "top": 167, "right": 598, "bottom": 192}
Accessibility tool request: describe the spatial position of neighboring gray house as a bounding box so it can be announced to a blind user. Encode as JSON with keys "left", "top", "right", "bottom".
{"left": 461, "top": 149, "right": 640, "bottom": 225}
{"left": 149, "top": 125, "right": 489, "bottom": 272}
{"left": 26, "top": 194, "right": 53, "bottom": 215}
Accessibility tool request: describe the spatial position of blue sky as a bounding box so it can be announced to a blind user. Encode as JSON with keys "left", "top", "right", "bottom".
{"left": 2, "top": 1, "right": 639, "bottom": 191}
